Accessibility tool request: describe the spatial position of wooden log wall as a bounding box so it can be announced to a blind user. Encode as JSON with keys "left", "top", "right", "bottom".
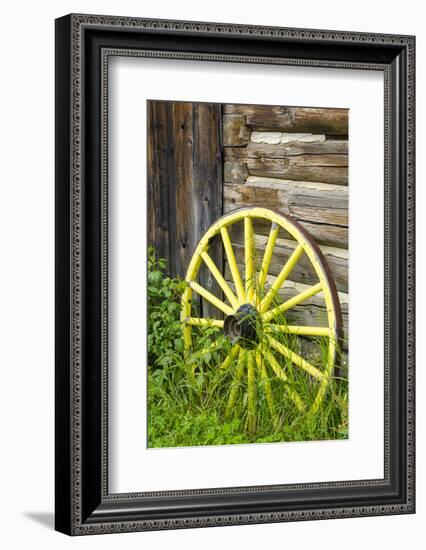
{"left": 223, "top": 105, "right": 349, "bottom": 349}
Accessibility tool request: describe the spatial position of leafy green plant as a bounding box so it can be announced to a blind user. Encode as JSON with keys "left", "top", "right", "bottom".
{"left": 147, "top": 247, "right": 187, "bottom": 369}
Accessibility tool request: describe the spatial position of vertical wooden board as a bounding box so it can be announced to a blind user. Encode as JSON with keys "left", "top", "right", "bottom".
{"left": 147, "top": 100, "right": 223, "bottom": 318}
{"left": 147, "top": 101, "right": 175, "bottom": 271}
{"left": 172, "top": 102, "right": 195, "bottom": 277}
{"left": 191, "top": 103, "right": 223, "bottom": 318}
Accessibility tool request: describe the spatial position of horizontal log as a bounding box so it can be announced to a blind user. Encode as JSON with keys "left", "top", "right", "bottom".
{"left": 249, "top": 153, "right": 347, "bottom": 167}
{"left": 227, "top": 236, "right": 348, "bottom": 293}
{"left": 289, "top": 205, "right": 347, "bottom": 226}
{"left": 222, "top": 115, "right": 250, "bottom": 146}
{"left": 224, "top": 191, "right": 348, "bottom": 248}
{"left": 223, "top": 201, "right": 348, "bottom": 249}
{"left": 251, "top": 132, "right": 326, "bottom": 144}
{"left": 247, "top": 140, "right": 348, "bottom": 158}
{"left": 224, "top": 140, "right": 348, "bottom": 160}
{"left": 298, "top": 221, "right": 348, "bottom": 250}
{"left": 223, "top": 105, "right": 348, "bottom": 134}
{"left": 246, "top": 157, "right": 348, "bottom": 185}
{"left": 224, "top": 178, "right": 348, "bottom": 227}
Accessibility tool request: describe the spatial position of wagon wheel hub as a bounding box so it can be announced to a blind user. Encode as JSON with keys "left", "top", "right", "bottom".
{"left": 224, "top": 304, "right": 261, "bottom": 349}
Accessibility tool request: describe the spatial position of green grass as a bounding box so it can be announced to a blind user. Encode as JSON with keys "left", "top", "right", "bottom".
{"left": 147, "top": 248, "right": 348, "bottom": 448}
{"left": 147, "top": 347, "right": 348, "bottom": 448}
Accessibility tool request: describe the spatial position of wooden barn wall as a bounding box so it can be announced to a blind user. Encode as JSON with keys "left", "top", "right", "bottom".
{"left": 222, "top": 105, "right": 349, "bottom": 349}
{"left": 147, "top": 100, "right": 223, "bottom": 318}
{"left": 148, "top": 101, "right": 349, "bottom": 350}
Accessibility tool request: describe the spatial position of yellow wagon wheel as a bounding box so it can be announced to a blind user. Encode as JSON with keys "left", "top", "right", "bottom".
{"left": 180, "top": 207, "right": 343, "bottom": 425}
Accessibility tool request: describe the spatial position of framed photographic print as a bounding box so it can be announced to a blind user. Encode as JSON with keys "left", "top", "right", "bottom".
{"left": 55, "top": 14, "right": 415, "bottom": 535}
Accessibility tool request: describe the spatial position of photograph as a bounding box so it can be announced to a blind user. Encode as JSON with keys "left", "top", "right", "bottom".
{"left": 0, "top": 0, "right": 419, "bottom": 545}
{"left": 52, "top": 11, "right": 415, "bottom": 537}
{"left": 147, "top": 100, "right": 349, "bottom": 448}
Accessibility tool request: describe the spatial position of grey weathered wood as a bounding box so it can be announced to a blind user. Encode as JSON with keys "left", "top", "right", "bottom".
{"left": 173, "top": 102, "right": 195, "bottom": 278}
{"left": 224, "top": 161, "right": 249, "bottom": 185}
{"left": 224, "top": 140, "right": 348, "bottom": 160}
{"left": 147, "top": 101, "right": 223, "bottom": 317}
{"left": 289, "top": 205, "right": 347, "bottom": 227}
{"left": 224, "top": 179, "right": 348, "bottom": 227}
{"left": 224, "top": 196, "right": 348, "bottom": 249}
{"left": 224, "top": 186, "right": 348, "bottom": 248}
{"left": 246, "top": 157, "right": 348, "bottom": 185}
{"left": 298, "top": 221, "right": 348, "bottom": 249}
{"left": 222, "top": 115, "right": 250, "bottom": 146}
{"left": 147, "top": 101, "right": 176, "bottom": 269}
{"left": 223, "top": 105, "right": 349, "bottom": 135}
{"left": 192, "top": 104, "right": 224, "bottom": 318}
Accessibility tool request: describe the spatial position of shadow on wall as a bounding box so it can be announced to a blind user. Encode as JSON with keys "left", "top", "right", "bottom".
{"left": 23, "top": 512, "right": 54, "bottom": 530}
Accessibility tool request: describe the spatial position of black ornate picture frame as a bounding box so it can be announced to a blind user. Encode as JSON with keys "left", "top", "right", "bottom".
{"left": 55, "top": 13, "right": 415, "bottom": 535}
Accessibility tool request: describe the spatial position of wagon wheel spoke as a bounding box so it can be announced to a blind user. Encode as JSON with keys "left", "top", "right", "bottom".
{"left": 201, "top": 250, "right": 239, "bottom": 310}
{"left": 246, "top": 351, "right": 257, "bottom": 434}
{"left": 266, "top": 325, "right": 331, "bottom": 337}
{"left": 225, "top": 347, "right": 246, "bottom": 418}
{"left": 190, "top": 340, "right": 221, "bottom": 360}
{"left": 254, "top": 350, "right": 278, "bottom": 425}
{"left": 184, "top": 340, "right": 222, "bottom": 374}
{"left": 311, "top": 378, "right": 330, "bottom": 414}
{"left": 261, "top": 348, "right": 304, "bottom": 412}
{"left": 220, "top": 226, "right": 245, "bottom": 304}
{"left": 189, "top": 280, "right": 234, "bottom": 316}
{"left": 258, "top": 222, "right": 280, "bottom": 292}
{"left": 220, "top": 344, "right": 240, "bottom": 370}
{"left": 181, "top": 285, "right": 194, "bottom": 350}
{"left": 184, "top": 317, "right": 224, "bottom": 329}
{"left": 266, "top": 334, "right": 325, "bottom": 381}
{"left": 244, "top": 216, "right": 255, "bottom": 304}
{"left": 263, "top": 282, "right": 323, "bottom": 322}
{"left": 260, "top": 244, "right": 305, "bottom": 313}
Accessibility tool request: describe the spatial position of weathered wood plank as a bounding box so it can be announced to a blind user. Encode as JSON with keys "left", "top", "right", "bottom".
{"left": 249, "top": 153, "right": 348, "bottom": 167}
{"left": 298, "top": 222, "right": 348, "bottom": 250}
{"left": 246, "top": 140, "right": 348, "bottom": 158}
{"left": 224, "top": 178, "right": 348, "bottom": 227}
{"left": 246, "top": 157, "right": 348, "bottom": 185}
{"left": 251, "top": 132, "right": 326, "bottom": 144}
{"left": 223, "top": 198, "right": 348, "bottom": 249}
{"left": 222, "top": 114, "right": 250, "bottom": 146}
{"left": 224, "top": 184, "right": 348, "bottom": 248}
{"left": 191, "top": 103, "right": 224, "bottom": 318}
{"left": 173, "top": 102, "right": 195, "bottom": 277}
{"left": 224, "top": 161, "right": 248, "bottom": 185}
{"left": 147, "top": 101, "right": 176, "bottom": 269}
{"left": 223, "top": 105, "right": 348, "bottom": 134}
{"left": 224, "top": 140, "right": 348, "bottom": 160}
{"left": 147, "top": 100, "right": 223, "bottom": 317}
{"left": 289, "top": 108, "right": 348, "bottom": 135}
